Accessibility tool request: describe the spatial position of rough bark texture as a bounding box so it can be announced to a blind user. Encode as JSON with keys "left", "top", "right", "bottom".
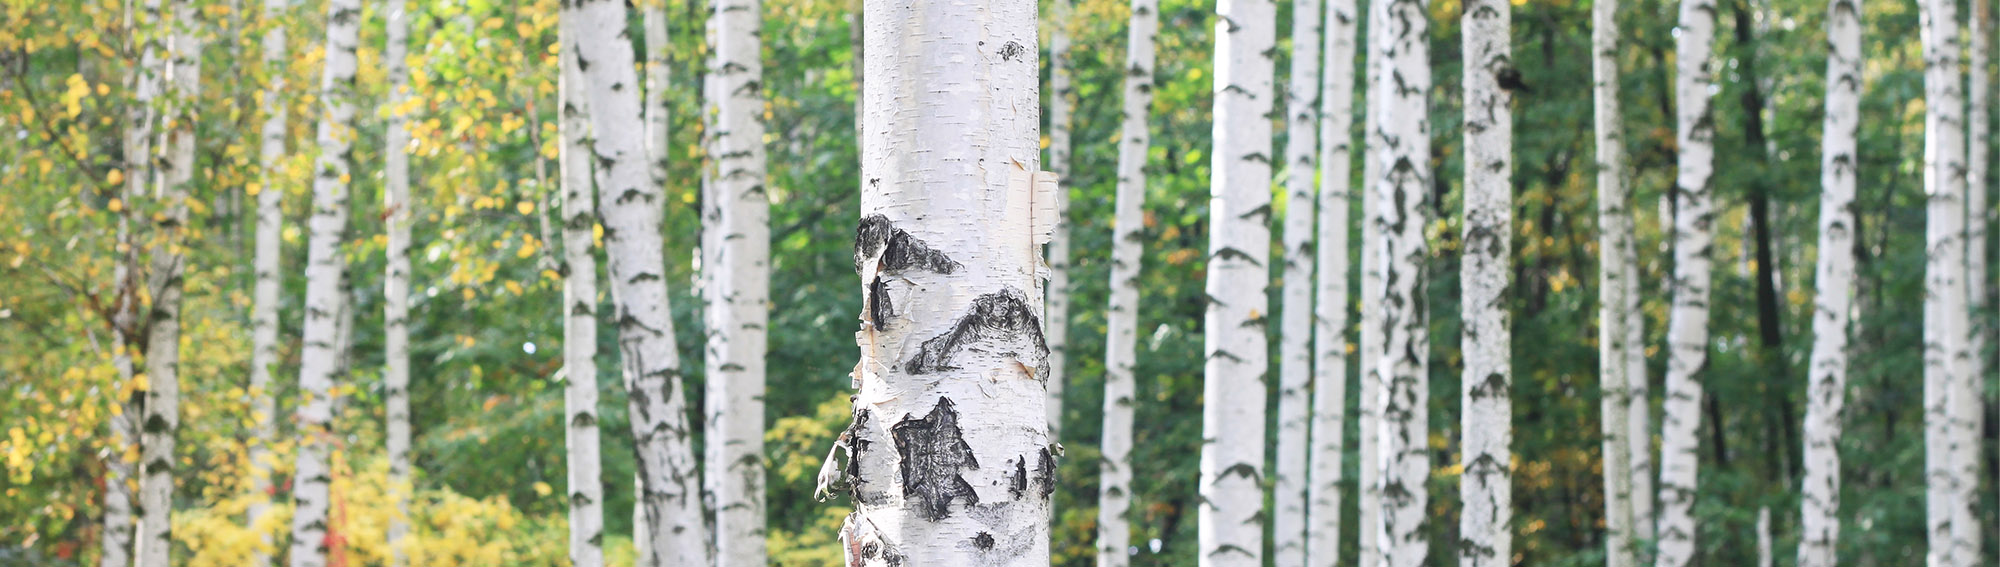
{"left": 557, "top": 13, "right": 605, "bottom": 567}
{"left": 288, "top": 0, "right": 360, "bottom": 564}
{"left": 837, "top": 0, "right": 1052, "bottom": 561}
{"left": 1655, "top": 0, "right": 1716, "bottom": 563}
{"left": 702, "top": 0, "right": 771, "bottom": 559}
{"left": 1274, "top": 0, "right": 1320, "bottom": 562}
{"left": 136, "top": 4, "right": 199, "bottom": 565}
{"left": 1920, "top": 0, "right": 1977, "bottom": 560}
{"left": 247, "top": 0, "right": 289, "bottom": 564}
{"left": 1200, "top": 0, "right": 1275, "bottom": 561}
{"left": 1592, "top": 0, "right": 1635, "bottom": 563}
{"left": 1096, "top": 0, "right": 1154, "bottom": 562}
{"left": 383, "top": 0, "right": 415, "bottom": 563}
{"left": 1045, "top": 0, "right": 1073, "bottom": 441}
{"left": 1368, "top": 0, "right": 1429, "bottom": 562}
{"left": 1308, "top": 0, "right": 1355, "bottom": 562}
{"left": 1796, "top": 0, "right": 1859, "bottom": 563}
{"left": 637, "top": 4, "right": 670, "bottom": 563}
{"left": 1459, "top": 0, "right": 1511, "bottom": 564}
{"left": 569, "top": 1, "right": 711, "bottom": 565}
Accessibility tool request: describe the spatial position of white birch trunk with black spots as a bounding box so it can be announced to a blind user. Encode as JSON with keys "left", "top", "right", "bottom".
{"left": 1368, "top": 0, "right": 1430, "bottom": 564}
{"left": 1356, "top": 4, "right": 1385, "bottom": 560}
{"left": 1920, "top": 0, "right": 1981, "bottom": 559}
{"left": 1097, "top": 0, "right": 1154, "bottom": 562}
{"left": 247, "top": 0, "right": 289, "bottom": 564}
{"left": 1044, "top": 0, "right": 1074, "bottom": 441}
{"left": 1308, "top": 0, "right": 1355, "bottom": 562}
{"left": 104, "top": 1, "right": 165, "bottom": 563}
{"left": 1274, "top": 0, "right": 1320, "bottom": 562}
{"left": 1592, "top": 0, "right": 1635, "bottom": 563}
{"left": 636, "top": 3, "right": 671, "bottom": 563}
{"left": 136, "top": 5, "right": 198, "bottom": 565}
{"left": 1459, "top": 0, "right": 1510, "bottom": 563}
{"left": 383, "top": 0, "right": 415, "bottom": 563}
{"left": 1797, "top": 0, "right": 1859, "bottom": 563}
{"left": 1655, "top": 0, "right": 1716, "bottom": 562}
{"left": 557, "top": 13, "right": 606, "bottom": 567}
{"left": 1961, "top": 4, "right": 1991, "bottom": 561}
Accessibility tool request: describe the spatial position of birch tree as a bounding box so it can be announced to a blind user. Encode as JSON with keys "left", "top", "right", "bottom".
{"left": 1097, "top": 0, "right": 1155, "bottom": 562}
{"left": 136, "top": 4, "right": 199, "bottom": 565}
{"left": 1963, "top": 8, "right": 1990, "bottom": 559}
{"left": 1919, "top": 0, "right": 1978, "bottom": 559}
{"left": 1459, "top": 0, "right": 1511, "bottom": 563}
{"left": 1200, "top": 0, "right": 1275, "bottom": 560}
{"left": 103, "top": 1, "right": 168, "bottom": 563}
{"left": 288, "top": 0, "right": 361, "bottom": 564}
{"left": 702, "top": 0, "right": 770, "bottom": 558}
{"left": 567, "top": 1, "right": 709, "bottom": 564}
{"left": 1045, "top": 0, "right": 1074, "bottom": 441}
{"left": 246, "top": 1, "right": 289, "bottom": 565}
{"left": 1356, "top": 7, "right": 1381, "bottom": 561}
{"left": 557, "top": 12, "right": 605, "bottom": 567}
{"left": 382, "top": 0, "right": 415, "bottom": 563}
{"left": 827, "top": 0, "right": 1055, "bottom": 560}
{"left": 636, "top": 2, "right": 672, "bottom": 562}
{"left": 1368, "top": 0, "right": 1430, "bottom": 564}
{"left": 1796, "top": 0, "right": 1859, "bottom": 563}
{"left": 1655, "top": 0, "right": 1716, "bottom": 563}
{"left": 1273, "top": 0, "right": 1320, "bottom": 561}
{"left": 1308, "top": 0, "right": 1356, "bottom": 562}
{"left": 1592, "top": 0, "right": 1636, "bottom": 562}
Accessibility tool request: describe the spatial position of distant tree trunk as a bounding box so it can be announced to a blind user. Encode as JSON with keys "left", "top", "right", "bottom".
{"left": 104, "top": 1, "right": 166, "bottom": 564}
{"left": 1656, "top": 0, "right": 1716, "bottom": 561}
{"left": 246, "top": 0, "right": 289, "bottom": 564}
{"left": 1920, "top": 0, "right": 1977, "bottom": 559}
{"left": 835, "top": 0, "right": 1053, "bottom": 561}
{"left": 556, "top": 13, "right": 606, "bottom": 567}
{"left": 568, "top": 2, "right": 710, "bottom": 565}
{"left": 1796, "top": 0, "right": 1859, "bottom": 563}
{"left": 1273, "top": 0, "right": 1320, "bottom": 562}
{"left": 1592, "top": 0, "right": 1635, "bottom": 562}
{"left": 289, "top": 0, "right": 361, "bottom": 565}
{"left": 1356, "top": 4, "right": 1383, "bottom": 563}
{"left": 1096, "top": 0, "right": 1154, "bottom": 562}
{"left": 1459, "top": 0, "right": 1511, "bottom": 564}
{"left": 637, "top": 5, "right": 671, "bottom": 563}
{"left": 1756, "top": 506, "right": 1773, "bottom": 567}
{"left": 1624, "top": 209, "right": 1651, "bottom": 550}
{"left": 1201, "top": 0, "right": 1275, "bottom": 561}
{"left": 1308, "top": 0, "right": 1355, "bottom": 562}
{"left": 1964, "top": 4, "right": 1992, "bottom": 561}
{"left": 702, "top": 0, "right": 770, "bottom": 559}
{"left": 1369, "top": 0, "right": 1430, "bottom": 562}
{"left": 382, "top": 0, "right": 415, "bottom": 564}
{"left": 136, "top": 4, "right": 198, "bottom": 566}
{"left": 1044, "top": 0, "right": 1073, "bottom": 441}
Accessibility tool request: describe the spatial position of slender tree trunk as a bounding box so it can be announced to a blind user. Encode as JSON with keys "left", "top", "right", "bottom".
{"left": 1592, "top": 0, "right": 1635, "bottom": 562}
{"left": 1356, "top": 3, "right": 1383, "bottom": 563}
{"left": 1200, "top": 0, "right": 1275, "bottom": 560}
{"left": 246, "top": 1, "right": 289, "bottom": 565}
{"left": 835, "top": 0, "right": 1053, "bottom": 560}
{"left": 1307, "top": 0, "right": 1355, "bottom": 563}
{"left": 1368, "top": 0, "right": 1429, "bottom": 561}
{"left": 382, "top": 0, "right": 415, "bottom": 564}
{"left": 1459, "top": 0, "right": 1511, "bottom": 564}
{"left": 1274, "top": 0, "right": 1320, "bottom": 562}
{"left": 1964, "top": 2, "right": 1993, "bottom": 561}
{"left": 1756, "top": 506, "right": 1773, "bottom": 567}
{"left": 568, "top": 2, "right": 711, "bottom": 565}
{"left": 555, "top": 14, "right": 606, "bottom": 567}
{"left": 288, "top": 0, "right": 361, "bottom": 564}
{"left": 1796, "top": 1, "right": 1860, "bottom": 562}
{"left": 105, "top": 1, "right": 166, "bottom": 563}
{"left": 1096, "top": 0, "right": 1154, "bottom": 563}
{"left": 636, "top": 5, "right": 671, "bottom": 563}
{"left": 1920, "top": 0, "right": 1977, "bottom": 559}
{"left": 1656, "top": 0, "right": 1716, "bottom": 560}
{"left": 136, "top": 4, "right": 199, "bottom": 566}
{"left": 1624, "top": 211, "right": 1652, "bottom": 550}
{"left": 1044, "top": 0, "right": 1074, "bottom": 442}
{"left": 702, "top": 0, "right": 770, "bottom": 559}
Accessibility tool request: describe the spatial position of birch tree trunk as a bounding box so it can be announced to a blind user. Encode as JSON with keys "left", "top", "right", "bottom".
{"left": 702, "top": 0, "right": 770, "bottom": 559}
{"left": 1097, "top": 0, "right": 1155, "bottom": 562}
{"left": 1044, "top": 0, "right": 1073, "bottom": 440}
{"left": 1459, "top": 0, "right": 1511, "bottom": 564}
{"left": 105, "top": 1, "right": 164, "bottom": 565}
{"left": 556, "top": 14, "right": 606, "bottom": 567}
{"left": 637, "top": 3, "right": 671, "bottom": 564}
{"left": 568, "top": 2, "right": 710, "bottom": 565}
{"left": 382, "top": 0, "right": 415, "bottom": 564}
{"left": 1592, "top": 0, "right": 1636, "bottom": 562}
{"left": 1357, "top": 10, "right": 1382, "bottom": 560}
{"left": 1274, "top": 0, "right": 1320, "bottom": 562}
{"left": 1961, "top": 5, "right": 1992, "bottom": 562}
{"left": 1308, "top": 0, "right": 1355, "bottom": 562}
{"left": 246, "top": 1, "right": 288, "bottom": 565}
{"left": 1920, "top": 0, "right": 1977, "bottom": 560}
{"left": 1655, "top": 0, "right": 1716, "bottom": 563}
{"left": 1200, "top": 0, "right": 1275, "bottom": 561}
{"left": 1368, "top": 0, "right": 1430, "bottom": 563}
{"left": 1624, "top": 220, "right": 1651, "bottom": 550}
{"left": 834, "top": 0, "right": 1053, "bottom": 561}
{"left": 136, "top": 4, "right": 199, "bottom": 565}
{"left": 1796, "top": 0, "right": 1859, "bottom": 563}
{"left": 288, "top": 0, "right": 361, "bottom": 564}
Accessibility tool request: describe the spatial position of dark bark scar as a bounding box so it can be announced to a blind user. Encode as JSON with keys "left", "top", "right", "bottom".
{"left": 892, "top": 397, "right": 980, "bottom": 521}
{"left": 903, "top": 288, "right": 1050, "bottom": 378}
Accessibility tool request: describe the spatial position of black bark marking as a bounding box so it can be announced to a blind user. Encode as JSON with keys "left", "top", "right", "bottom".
{"left": 973, "top": 532, "right": 996, "bottom": 550}
{"left": 1009, "top": 456, "right": 1028, "bottom": 499}
{"left": 854, "top": 214, "right": 959, "bottom": 275}
{"left": 999, "top": 41, "right": 1026, "bottom": 61}
{"left": 868, "top": 276, "right": 893, "bottom": 323}
{"left": 1035, "top": 447, "right": 1057, "bottom": 501}
{"left": 903, "top": 288, "right": 1049, "bottom": 377}
{"left": 892, "top": 397, "right": 979, "bottom": 521}
{"left": 843, "top": 407, "right": 874, "bottom": 503}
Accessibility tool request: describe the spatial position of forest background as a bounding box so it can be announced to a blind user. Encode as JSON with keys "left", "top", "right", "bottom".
{"left": 0, "top": 0, "right": 1995, "bottom": 565}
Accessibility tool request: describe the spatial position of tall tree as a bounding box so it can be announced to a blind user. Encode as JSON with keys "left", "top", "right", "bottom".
{"left": 557, "top": 12, "right": 605, "bottom": 567}
{"left": 702, "top": 0, "right": 770, "bottom": 558}
{"left": 1796, "top": 0, "right": 1861, "bottom": 562}
{"left": 288, "top": 0, "right": 361, "bottom": 564}
{"left": 246, "top": 0, "right": 289, "bottom": 565}
{"left": 136, "top": 3, "right": 198, "bottom": 565}
{"left": 1201, "top": 0, "right": 1274, "bottom": 559}
{"left": 1459, "top": 0, "right": 1511, "bottom": 563}
{"left": 1919, "top": 0, "right": 1979, "bottom": 558}
{"left": 568, "top": 1, "right": 710, "bottom": 564}
{"left": 1357, "top": 4, "right": 1382, "bottom": 562}
{"left": 1097, "top": 0, "right": 1155, "bottom": 561}
{"left": 636, "top": 2, "right": 672, "bottom": 561}
{"left": 1274, "top": 0, "right": 1320, "bottom": 560}
{"left": 103, "top": 0, "right": 168, "bottom": 563}
{"left": 1308, "top": 0, "right": 1356, "bottom": 562}
{"left": 1370, "top": 0, "right": 1431, "bottom": 563}
{"left": 1965, "top": 2, "right": 1991, "bottom": 552}
{"left": 382, "top": 0, "right": 415, "bottom": 564}
{"left": 1592, "top": 0, "right": 1636, "bottom": 563}
{"left": 834, "top": 0, "right": 1054, "bottom": 560}
{"left": 1657, "top": 0, "right": 1718, "bottom": 563}
{"left": 1045, "top": 0, "right": 1074, "bottom": 440}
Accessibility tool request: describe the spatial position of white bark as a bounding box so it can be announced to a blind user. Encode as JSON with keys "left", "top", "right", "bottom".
{"left": 1962, "top": 3, "right": 1991, "bottom": 563}
{"left": 835, "top": 0, "right": 1052, "bottom": 561}
{"left": 1368, "top": 0, "right": 1429, "bottom": 565}
{"left": 1201, "top": 0, "right": 1275, "bottom": 561}
{"left": 1274, "top": 0, "right": 1320, "bottom": 564}
{"left": 383, "top": 0, "right": 414, "bottom": 564}
{"left": 1097, "top": 0, "right": 1154, "bottom": 562}
{"left": 1045, "top": 0, "right": 1073, "bottom": 441}
{"left": 136, "top": 4, "right": 198, "bottom": 566}
{"left": 1459, "top": 0, "right": 1510, "bottom": 564}
{"left": 702, "top": 0, "right": 770, "bottom": 559}
{"left": 1307, "top": 0, "right": 1354, "bottom": 562}
{"left": 288, "top": 0, "right": 360, "bottom": 564}
{"left": 247, "top": 1, "right": 288, "bottom": 566}
{"left": 638, "top": 4, "right": 670, "bottom": 565}
{"left": 105, "top": 0, "right": 165, "bottom": 562}
{"left": 1624, "top": 217, "right": 1651, "bottom": 549}
{"left": 1356, "top": 4, "right": 1382, "bottom": 560}
{"left": 1920, "top": 0, "right": 1977, "bottom": 559}
{"left": 1797, "top": 0, "right": 1859, "bottom": 563}
{"left": 1592, "top": 0, "right": 1635, "bottom": 563}
{"left": 1756, "top": 506, "right": 1773, "bottom": 567}
{"left": 1655, "top": 0, "right": 1715, "bottom": 563}
{"left": 568, "top": 2, "right": 710, "bottom": 565}
{"left": 557, "top": 14, "right": 607, "bottom": 567}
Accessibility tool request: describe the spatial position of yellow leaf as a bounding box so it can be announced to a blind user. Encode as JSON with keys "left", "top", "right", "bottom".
{"left": 516, "top": 201, "right": 534, "bottom": 215}
{"left": 107, "top": 169, "right": 124, "bottom": 186}
{"left": 504, "top": 281, "right": 523, "bottom": 295}
{"left": 532, "top": 481, "right": 552, "bottom": 496}
{"left": 107, "top": 198, "right": 123, "bottom": 212}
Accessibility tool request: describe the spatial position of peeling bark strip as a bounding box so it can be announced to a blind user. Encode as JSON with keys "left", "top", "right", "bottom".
{"left": 893, "top": 398, "right": 981, "bottom": 521}
{"left": 903, "top": 289, "right": 1049, "bottom": 377}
